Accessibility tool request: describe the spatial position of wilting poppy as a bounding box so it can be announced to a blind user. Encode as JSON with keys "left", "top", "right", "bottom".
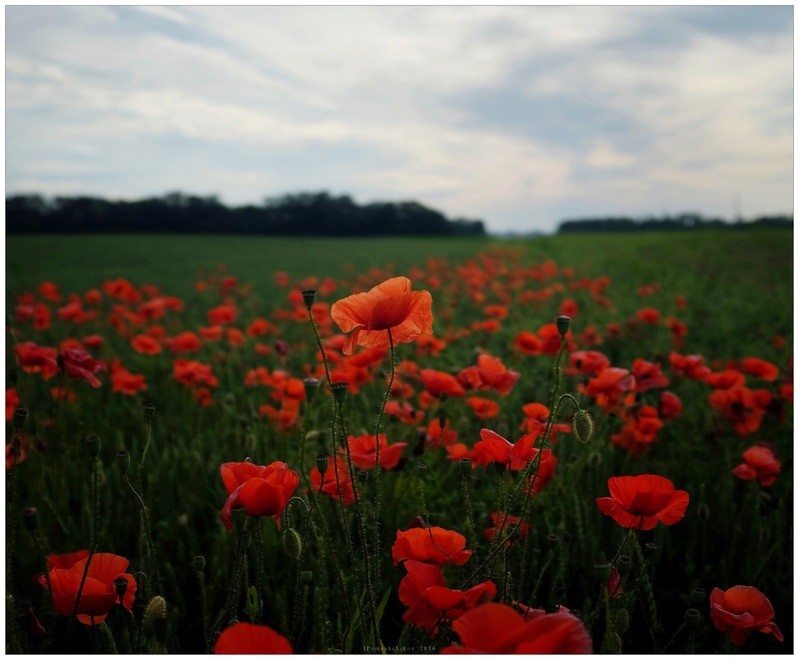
{"left": 330, "top": 276, "right": 433, "bottom": 356}
{"left": 732, "top": 445, "right": 781, "bottom": 487}
{"left": 441, "top": 602, "right": 592, "bottom": 653}
{"left": 398, "top": 559, "right": 496, "bottom": 634}
{"left": 709, "top": 585, "right": 783, "bottom": 645}
{"left": 214, "top": 622, "right": 293, "bottom": 654}
{"left": 392, "top": 527, "right": 471, "bottom": 566}
{"left": 219, "top": 461, "right": 299, "bottom": 530}
{"left": 596, "top": 474, "right": 689, "bottom": 531}
{"left": 39, "top": 552, "right": 136, "bottom": 625}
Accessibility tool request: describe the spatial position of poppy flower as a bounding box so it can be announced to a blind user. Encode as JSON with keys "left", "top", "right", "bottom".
{"left": 708, "top": 386, "right": 772, "bottom": 436}
{"left": 420, "top": 369, "right": 465, "bottom": 399}
{"left": 219, "top": 461, "right": 299, "bottom": 530}
{"left": 46, "top": 549, "right": 89, "bottom": 570}
{"left": 518, "top": 402, "right": 570, "bottom": 441}
{"left": 705, "top": 369, "right": 746, "bottom": 390}
{"left": 442, "top": 602, "right": 592, "bottom": 653}
{"left": 472, "top": 429, "right": 538, "bottom": 470}
{"left": 166, "top": 331, "right": 203, "bottom": 354}
{"left": 709, "top": 585, "right": 783, "bottom": 645}
{"left": 484, "top": 513, "right": 529, "bottom": 543}
{"left": 610, "top": 406, "right": 664, "bottom": 456}
{"left": 214, "top": 622, "right": 293, "bottom": 654}
{"left": 596, "top": 474, "right": 689, "bottom": 531}
{"left": 658, "top": 391, "right": 683, "bottom": 420}
{"left": 635, "top": 307, "right": 661, "bottom": 324}
{"left": 6, "top": 388, "right": 20, "bottom": 422}
{"left": 524, "top": 449, "right": 558, "bottom": 495}
{"left": 39, "top": 552, "right": 136, "bottom": 625}
{"left": 567, "top": 351, "right": 611, "bottom": 378}
{"left": 208, "top": 304, "right": 238, "bottom": 326}
{"left": 341, "top": 433, "right": 406, "bottom": 470}
{"left": 740, "top": 357, "right": 779, "bottom": 382}
{"left": 330, "top": 276, "right": 433, "bottom": 356}
{"left": 61, "top": 348, "right": 104, "bottom": 388}
{"left": 732, "top": 445, "right": 781, "bottom": 487}
{"left": 392, "top": 527, "right": 471, "bottom": 566}
{"left": 109, "top": 361, "right": 148, "bottom": 396}
{"left": 466, "top": 397, "right": 500, "bottom": 420}
{"left": 669, "top": 352, "right": 711, "bottom": 380}
{"left": 513, "top": 331, "right": 543, "bottom": 356}
{"left": 630, "top": 359, "right": 669, "bottom": 393}
{"left": 585, "top": 368, "right": 636, "bottom": 413}
{"left": 423, "top": 417, "right": 458, "bottom": 448}
{"left": 398, "top": 560, "right": 496, "bottom": 634}
{"left": 457, "top": 354, "right": 520, "bottom": 395}
{"left": 15, "top": 342, "right": 59, "bottom": 380}
{"left": 309, "top": 455, "right": 357, "bottom": 506}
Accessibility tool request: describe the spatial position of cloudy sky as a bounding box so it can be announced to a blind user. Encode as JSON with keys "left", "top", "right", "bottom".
{"left": 5, "top": 5, "right": 794, "bottom": 234}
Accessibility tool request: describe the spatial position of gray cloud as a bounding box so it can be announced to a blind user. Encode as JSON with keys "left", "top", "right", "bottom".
{"left": 6, "top": 6, "right": 793, "bottom": 233}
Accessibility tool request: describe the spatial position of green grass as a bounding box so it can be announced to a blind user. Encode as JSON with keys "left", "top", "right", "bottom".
{"left": 5, "top": 228, "right": 793, "bottom": 654}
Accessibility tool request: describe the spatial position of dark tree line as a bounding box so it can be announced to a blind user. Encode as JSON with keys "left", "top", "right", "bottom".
{"left": 557, "top": 212, "right": 792, "bottom": 233}
{"left": 5, "top": 191, "right": 486, "bottom": 237}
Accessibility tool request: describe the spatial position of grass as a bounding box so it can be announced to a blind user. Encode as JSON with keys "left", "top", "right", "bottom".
{"left": 4, "top": 228, "right": 793, "bottom": 654}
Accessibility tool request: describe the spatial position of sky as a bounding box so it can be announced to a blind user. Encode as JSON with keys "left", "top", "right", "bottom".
{"left": 5, "top": 5, "right": 794, "bottom": 234}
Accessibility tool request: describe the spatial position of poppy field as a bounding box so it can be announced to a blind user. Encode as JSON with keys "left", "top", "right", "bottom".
{"left": 5, "top": 229, "right": 793, "bottom": 654}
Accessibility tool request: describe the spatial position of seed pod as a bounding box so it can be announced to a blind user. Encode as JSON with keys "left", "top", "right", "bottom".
{"left": 573, "top": 409, "right": 595, "bottom": 443}
{"left": 12, "top": 408, "right": 28, "bottom": 432}
{"left": 303, "top": 378, "right": 321, "bottom": 401}
{"left": 301, "top": 289, "right": 317, "bottom": 309}
{"left": 143, "top": 402, "right": 156, "bottom": 423}
{"left": 330, "top": 382, "right": 348, "bottom": 405}
{"left": 555, "top": 315, "right": 572, "bottom": 336}
{"left": 114, "top": 577, "right": 129, "bottom": 602}
{"left": 85, "top": 435, "right": 100, "bottom": 458}
{"left": 684, "top": 608, "right": 701, "bottom": 629}
{"left": 604, "top": 632, "right": 622, "bottom": 654}
{"left": 117, "top": 450, "right": 131, "bottom": 474}
{"left": 193, "top": 556, "right": 206, "bottom": 573}
{"left": 315, "top": 455, "right": 329, "bottom": 476}
{"left": 616, "top": 555, "right": 633, "bottom": 576}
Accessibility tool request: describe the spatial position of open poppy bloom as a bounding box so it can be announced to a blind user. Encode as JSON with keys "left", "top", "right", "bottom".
{"left": 710, "top": 585, "right": 783, "bottom": 645}
{"left": 732, "top": 445, "right": 781, "bottom": 487}
{"left": 341, "top": 433, "right": 407, "bottom": 470}
{"left": 330, "top": 276, "right": 433, "bottom": 356}
{"left": 61, "top": 348, "right": 104, "bottom": 388}
{"left": 39, "top": 552, "right": 136, "bottom": 625}
{"left": 392, "top": 527, "right": 471, "bottom": 566}
{"left": 442, "top": 602, "right": 592, "bottom": 653}
{"left": 596, "top": 474, "right": 689, "bottom": 530}
{"left": 214, "top": 622, "right": 293, "bottom": 654}
{"left": 398, "top": 560, "right": 496, "bottom": 634}
{"left": 220, "top": 461, "right": 299, "bottom": 530}
{"left": 472, "top": 429, "right": 538, "bottom": 470}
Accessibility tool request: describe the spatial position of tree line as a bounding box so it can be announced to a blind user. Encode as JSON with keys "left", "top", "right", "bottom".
{"left": 557, "top": 212, "right": 792, "bottom": 233}
{"left": 5, "top": 191, "right": 486, "bottom": 237}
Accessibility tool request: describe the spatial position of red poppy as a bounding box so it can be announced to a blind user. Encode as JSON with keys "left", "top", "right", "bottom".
{"left": 15, "top": 342, "right": 59, "bottom": 380}
{"left": 208, "top": 304, "right": 238, "bottom": 326}
{"left": 398, "top": 560, "right": 496, "bottom": 634}
{"left": 423, "top": 418, "right": 458, "bottom": 448}
{"left": 330, "top": 276, "right": 433, "bottom": 356}
{"left": 732, "top": 445, "right": 781, "bottom": 487}
{"left": 219, "top": 461, "right": 299, "bottom": 530}
{"left": 472, "top": 429, "right": 538, "bottom": 470}
{"left": 466, "top": 396, "right": 500, "bottom": 420}
{"left": 457, "top": 354, "right": 520, "bottom": 395}
{"left": 341, "top": 433, "right": 406, "bottom": 470}
{"left": 309, "top": 455, "right": 357, "bottom": 506}
{"left": 585, "top": 368, "right": 636, "bottom": 413}
{"left": 524, "top": 449, "right": 557, "bottom": 495}
{"left": 214, "top": 622, "right": 293, "bottom": 654}
{"left": 708, "top": 386, "right": 772, "bottom": 436}
{"left": 173, "top": 359, "right": 219, "bottom": 389}
{"left": 669, "top": 352, "right": 711, "bottom": 380}
{"left": 420, "top": 369, "right": 465, "bottom": 398}
{"left": 6, "top": 388, "right": 20, "bottom": 422}
{"left": 740, "top": 357, "right": 779, "bottom": 382}
{"left": 709, "top": 586, "right": 783, "bottom": 645}
{"left": 610, "top": 406, "right": 664, "bottom": 456}
{"left": 46, "top": 549, "right": 90, "bottom": 570}
{"left": 38, "top": 281, "right": 61, "bottom": 303}
{"left": 442, "top": 602, "right": 592, "bottom": 653}
{"left": 567, "top": 350, "right": 611, "bottom": 378}
{"left": 635, "top": 307, "right": 661, "bottom": 324}
{"left": 484, "top": 513, "right": 529, "bottom": 543}
{"left": 658, "top": 391, "right": 683, "bottom": 420}
{"left": 166, "top": 331, "right": 203, "bottom": 353}
{"left": 61, "top": 348, "right": 103, "bottom": 388}
{"left": 392, "top": 527, "right": 471, "bottom": 566}
{"left": 109, "top": 361, "right": 147, "bottom": 396}
{"left": 705, "top": 369, "right": 746, "bottom": 390}
{"left": 518, "top": 402, "right": 570, "bottom": 441}
{"left": 630, "top": 358, "right": 669, "bottom": 393}
{"left": 514, "top": 331, "right": 543, "bottom": 355}
{"left": 39, "top": 552, "right": 136, "bottom": 625}
{"left": 596, "top": 475, "right": 689, "bottom": 531}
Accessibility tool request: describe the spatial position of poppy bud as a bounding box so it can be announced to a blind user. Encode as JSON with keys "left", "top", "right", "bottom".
{"left": 604, "top": 632, "right": 622, "bottom": 653}
{"left": 573, "top": 409, "right": 595, "bottom": 443}
{"left": 12, "top": 408, "right": 28, "bottom": 432}
{"left": 143, "top": 402, "right": 156, "bottom": 423}
{"left": 282, "top": 528, "right": 303, "bottom": 559}
{"left": 684, "top": 608, "right": 701, "bottom": 629}
{"left": 22, "top": 507, "right": 38, "bottom": 532}
{"left": 303, "top": 377, "right": 321, "bottom": 401}
{"left": 697, "top": 502, "right": 710, "bottom": 521}
{"left": 301, "top": 289, "right": 317, "bottom": 309}
{"left": 555, "top": 315, "right": 572, "bottom": 336}
{"left": 616, "top": 555, "right": 633, "bottom": 576}
{"left": 409, "top": 515, "right": 428, "bottom": 529}
{"left": 458, "top": 457, "right": 472, "bottom": 476}
{"left": 689, "top": 587, "right": 705, "bottom": 604}
{"left": 330, "top": 382, "right": 348, "bottom": 406}
{"left": 357, "top": 469, "right": 369, "bottom": 483}
{"left": 117, "top": 450, "right": 131, "bottom": 474}
{"left": 115, "top": 577, "right": 128, "bottom": 602}
{"left": 315, "top": 455, "right": 329, "bottom": 476}
{"left": 300, "top": 570, "right": 313, "bottom": 584}
{"left": 193, "top": 556, "right": 206, "bottom": 573}
{"left": 507, "top": 523, "right": 522, "bottom": 542}
{"left": 587, "top": 450, "right": 603, "bottom": 468}
{"left": 416, "top": 462, "right": 428, "bottom": 474}
{"left": 615, "top": 608, "right": 630, "bottom": 634}
{"left": 143, "top": 596, "right": 167, "bottom": 635}
{"left": 85, "top": 434, "right": 100, "bottom": 458}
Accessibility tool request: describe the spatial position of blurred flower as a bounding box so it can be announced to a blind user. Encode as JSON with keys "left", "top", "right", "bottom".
{"left": 732, "top": 445, "right": 781, "bottom": 487}
{"left": 214, "top": 622, "right": 293, "bottom": 654}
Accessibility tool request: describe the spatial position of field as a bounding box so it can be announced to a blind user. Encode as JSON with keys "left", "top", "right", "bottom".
{"left": 5, "top": 229, "right": 793, "bottom": 654}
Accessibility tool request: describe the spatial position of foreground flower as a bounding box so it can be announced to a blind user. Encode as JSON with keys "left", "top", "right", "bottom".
{"left": 710, "top": 585, "right": 783, "bottom": 645}
{"left": 39, "top": 552, "right": 136, "bottom": 625}
{"left": 392, "top": 527, "right": 471, "bottom": 566}
{"left": 214, "top": 622, "right": 293, "bottom": 654}
{"left": 330, "top": 276, "right": 433, "bottom": 356}
{"left": 219, "top": 461, "right": 299, "bottom": 531}
{"left": 732, "top": 445, "right": 781, "bottom": 487}
{"left": 596, "top": 474, "right": 689, "bottom": 531}
{"left": 442, "top": 602, "right": 592, "bottom": 653}
{"left": 341, "top": 433, "right": 406, "bottom": 470}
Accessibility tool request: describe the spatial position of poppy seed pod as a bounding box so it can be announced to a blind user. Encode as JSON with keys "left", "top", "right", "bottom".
{"left": 547, "top": 533, "right": 560, "bottom": 548}
{"left": 85, "top": 435, "right": 100, "bottom": 458}
{"left": 315, "top": 455, "right": 329, "bottom": 476}
{"left": 556, "top": 315, "right": 572, "bottom": 336}
{"left": 303, "top": 377, "right": 321, "bottom": 401}
{"left": 684, "top": 608, "right": 701, "bottom": 629}
{"left": 193, "top": 556, "right": 206, "bottom": 573}
{"left": 115, "top": 577, "right": 129, "bottom": 601}
{"left": 300, "top": 570, "right": 313, "bottom": 585}
{"left": 143, "top": 402, "right": 156, "bottom": 423}
{"left": 12, "top": 408, "right": 28, "bottom": 432}
{"left": 143, "top": 596, "right": 167, "bottom": 635}
{"left": 117, "top": 450, "right": 131, "bottom": 474}
{"left": 301, "top": 289, "right": 317, "bottom": 309}
{"left": 690, "top": 587, "right": 706, "bottom": 604}
{"left": 459, "top": 457, "right": 472, "bottom": 476}
{"left": 330, "top": 382, "right": 348, "bottom": 406}
{"left": 616, "top": 555, "right": 633, "bottom": 576}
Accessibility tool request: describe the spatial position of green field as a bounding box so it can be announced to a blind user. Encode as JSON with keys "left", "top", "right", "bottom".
{"left": 5, "top": 229, "right": 793, "bottom": 654}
